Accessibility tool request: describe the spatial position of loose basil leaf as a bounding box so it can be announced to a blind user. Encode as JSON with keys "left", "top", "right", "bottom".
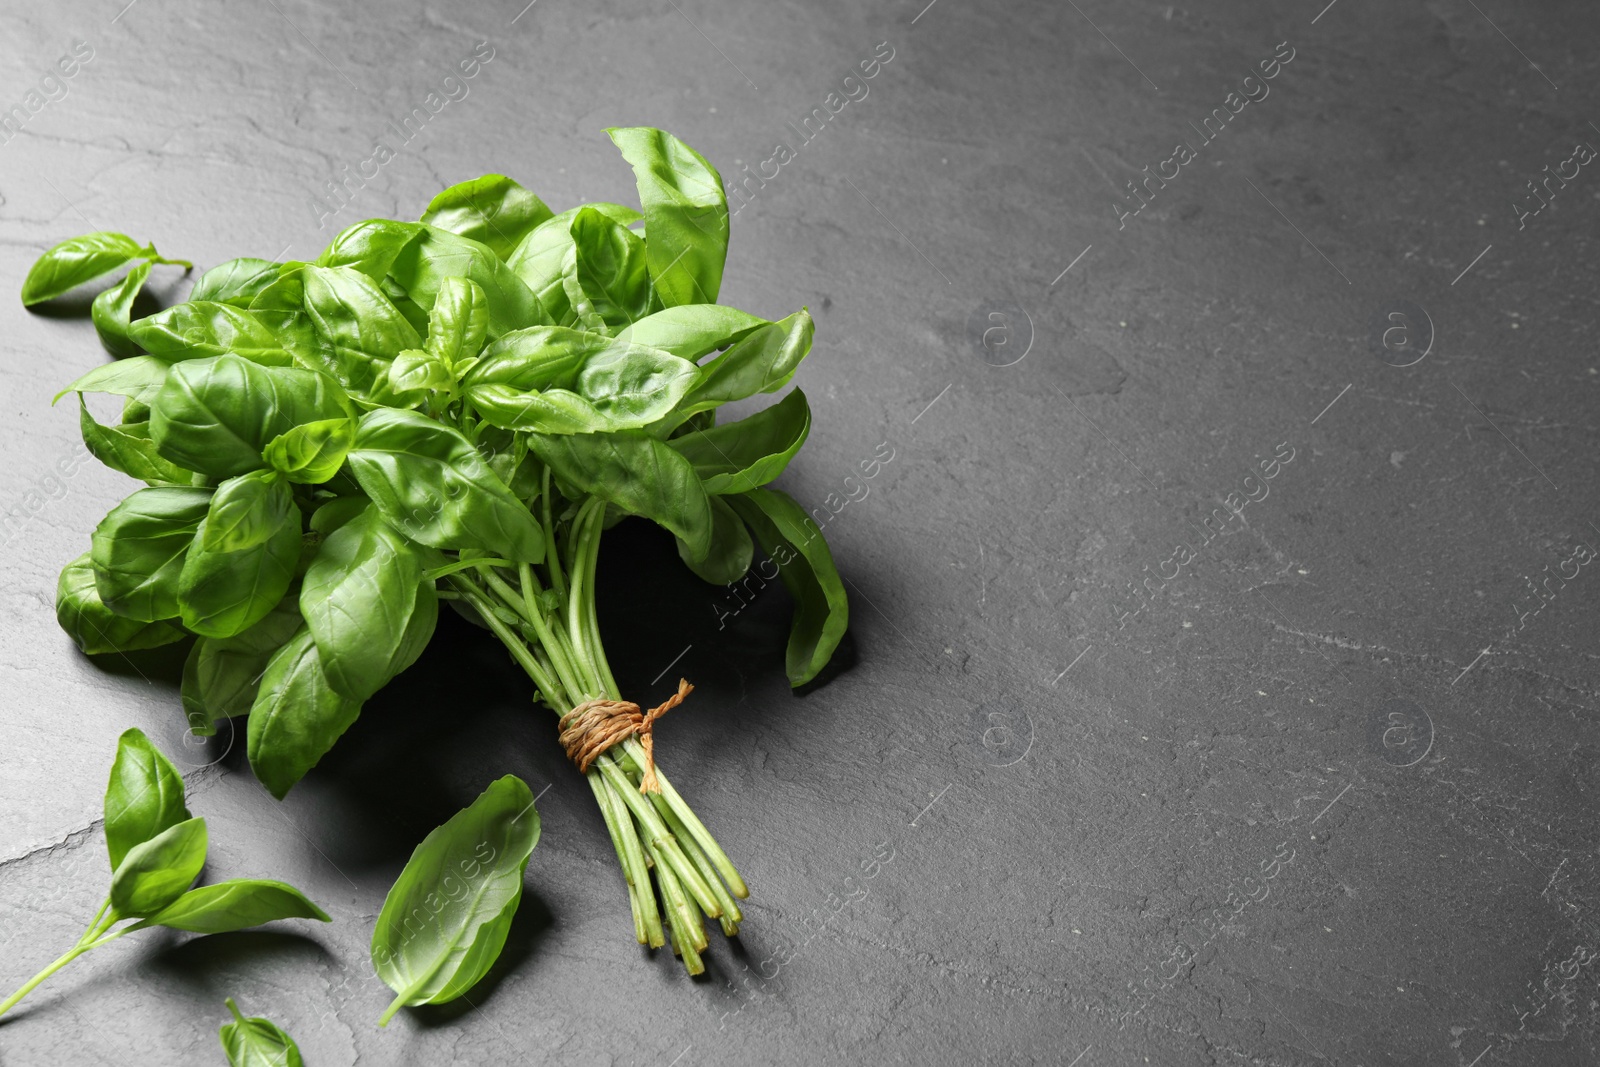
{"left": 181, "top": 601, "right": 303, "bottom": 734}
{"left": 179, "top": 512, "right": 301, "bottom": 639}
{"left": 389, "top": 225, "right": 548, "bottom": 339}
{"left": 388, "top": 348, "right": 452, "bottom": 404}
{"left": 129, "top": 301, "right": 291, "bottom": 366}
{"left": 678, "top": 495, "right": 753, "bottom": 584}
{"left": 346, "top": 408, "right": 545, "bottom": 562}
{"left": 425, "top": 276, "right": 490, "bottom": 372}
{"left": 54, "top": 354, "right": 170, "bottom": 406}
{"left": 218, "top": 999, "right": 306, "bottom": 1067}
{"left": 189, "top": 258, "right": 282, "bottom": 308}
{"left": 529, "top": 430, "right": 713, "bottom": 559}
{"left": 22, "top": 232, "right": 151, "bottom": 306}
{"left": 91, "top": 486, "right": 212, "bottom": 621}
{"left": 607, "top": 127, "right": 729, "bottom": 307}
{"left": 131, "top": 880, "right": 330, "bottom": 934}
{"left": 104, "top": 727, "right": 192, "bottom": 872}
{"left": 91, "top": 262, "right": 152, "bottom": 357}
{"left": 149, "top": 353, "right": 354, "bottom": 480}
{"left": 669, "top": 388, "right": 811, "bottom": 494}
{"left": 421, "top": 175, "right": 553, "bottom": 260}
{"left": 263, "top": 417, "right": 356, "bottom": 483}
{"left": 79, "top": 398, "right": 194, "bottom": 485}
{"left": 301, "top": 505, "right": 429, "bottom": 701}
{"left": 727, "top": 487, "right": 849, "bottom": 687}
{"left": 673, "top": 310, "right": 813, "bottom": 422}
{"left": 247, "top": 626, "right": 364, "bottom": 798}
{"left": 302, "top": 265, "right": 422, "bottom": 397}
{"left": 249, "top": 268, "right": 340, "bottom": 378}
{"left": 614, "top": 304, "right": 768, "bottom": 360}
{"left": 108, "top": 816, "right": 208, "bottom": 917}
{"left": 317, "top": 219, "right": 423, "bottom": 281}
{"left": 563, "top": 206, "right": 651, "bottom": 332}
{"left": 372, "top": 775, "right": 540, "bottom": 1025}
{"left": 56, "top": 552, "right": 187, "bottom": 654}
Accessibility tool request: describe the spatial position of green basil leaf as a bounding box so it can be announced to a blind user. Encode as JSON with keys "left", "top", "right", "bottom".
{"left": 388, "top": 348, "right": 452, "bottom": 404}
{"left": 507, "top": 204, "right": 641, "bottom": 330}
{"left": 420, "top": 175, "right": 553, "bottom": 260}
{"left": 219, "top": 999, "right": 305, "bottom": 1067}
{"left": 262, "top": 417, "right": 356, "bottom": 483}
{"left": 673, "top": 310, "right": 813, "bottom": 423}
{"left": 528, "top": 429, "right": 713, "bottom": 558}
{"left": 346, "top": 408, "right": 545, "bottom": 562}
{"left": 607, "top": 127, "right": 729, "bottom": 307}
{"left": 103, "top": 727, "right": 192, "bottom": 872}
{"left": 669, "top": 388, "right": 810, "bottom": 494}
{"left": 179, "top": 508, "right": 301, "bottom": 640}
{"left": 54, "top": 354, "right": 170, "bottom": 406}
{"left": 425, "top": 276, "right": 490, "bottom": 371}
{"left": 248, "top": 269, "right": 340, "bottom": 378}
{"left": 189, "top": 258, "right": 282, "bottom": 308}
{"left": 128, "top": 301, "right": 290, "bottom": 366}
{"left": 198, "top": 470, "right": 292, "bottom": 552}
{"left": 90, "top": 486, "right": 213, "bottom": 621}
{"left": 22, "top": 232, "right": 150, "bottom": 306}
{"left": 317, "top": 219, "right": 423, "bottom": 281}
{"left": 149, "top": 353, "right": 354, "bottom": 480}
{"left": 247, "top": 626, "right": 363, "bottom": 799}
{"left": 131, "top": 880, "right": 330, "bottom": 934}
{"left": 108, "top": 816, "right": 207, "bottom": 918}
{"left": 727, "top": 487, "right": 849, "bottom": 687}
{"left": 302, "top": 265, "right": 422, "bottom": 397}
{"left": 56, "top": 552, "right": 187, "bottom": 655}
{"left": 678, "top": 495, "right": 753, "bottom": 584}
{"left": 181, "top": 601, "right": 303, "bottom": 734}
{"left": 372, "top": 775, "right": 540, "bottom": 1025}
{"left": 91, "top": 262, "right": 152, "bottom": 357}
{"left": 301, "top": 504, "right": 429, "bottom": 701}
{"left": 389, "top": 225, "right": 548, "bottom": 339}
{"left": 563, "top": 206, "right": 652, "bottom": 332}
{"left": 79, "top": 398, "right": 194, "bottom": 485}
{"left": 614, "top": 304, "right": 768, "bottom": 360}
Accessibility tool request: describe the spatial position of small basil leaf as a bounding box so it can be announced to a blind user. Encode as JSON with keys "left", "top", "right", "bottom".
{"left": 91, "top": 262, "right": 152, "bottom": 357}
{"left": 607, "top": 127, "right": 729, "bottom": 307}
{"left": 302, "top": 265, "right": 422, "bottom": 397}
{"left": 388, "top": 348, "right": 452, "bottom": 404}
{"left": 345, "top": 408, "right": 545, "bottom": 562}
{"left": 108, "top": 816, "right": 208, "bottom": 918}
{"left": 189, "top": 258, "right": 282, "bottom": 307}
{"left": 56, "top": 552, "right": 187, "bottom": 655}
{"left": 420, "top": 175, "right": 553, "bottom": 260}
{"left": 247, "top": 626, "right": 364, "bottom": 799}
{"left": 128, "top": 301, "right": 290, "bottom": 365}
{"left": 528, "top": 429, "right": 713, "bottom": 558}
{"left": 200, "top": 470, "right": 294, "bottom": 552}
{"left": 79, "top": 398, "right": 194, "bottom": 485}
{"left": 317, "top": 219, "right": 423, "bottom": 281}
{"left": 54, "top": 355, "right": 170, "bottom": 406}
{"left": 181, "top": 600, "right": 304, "bottom": 734}
{"left": 562, "top": 206, "right": 651, "bottom": 332}
{"left": 669, "top": 388, "right": 811, "bottom": 494}
{"left": 218, "top": 999, "right": 306, "bottom": 1067}
{"left": 678, "top": 495, "right": 753, "bottom": 584}
{"left": 507, "top": 203, "right": 641, "bottom": 330}
{"left": 248, "top": 269, "right": 340, "bottom": 378}
{"left": 672, "top": 310, "right": 813, "bottom": 423}
{"left": 22, "top": 232, "right": 150, "bottom": 306}
{"left": 614, "top": 304, "right": 768, "bottom": 360}
{"left": 727, "top": 487, "right": 849, "bottom": 687}
{"left": 90, "top": 486, "right": 213, "bottom": 621}
{"left": 103, "top": 727, "right": 192, "bottom": 872}
{"left": 263, "top": 417, "right": 356, "bottom": 483}
{"left": 178, "top": 512, "right": 301, "bottom": 639}
{"left": 372, "top": 775, "right": 540, "bottom": 1025}
{"left": 132, "top": 880, "right": 330, "bottom": 934}
{"left": 425, "top": 276, "right": 490, "bottom": 371}
{"left": 389, "top": 225, "right": 549, "bottom": 338}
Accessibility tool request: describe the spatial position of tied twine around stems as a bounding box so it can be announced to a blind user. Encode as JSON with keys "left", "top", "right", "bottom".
{"left": 558, "top": 679, "right": 694, "bottom": 794}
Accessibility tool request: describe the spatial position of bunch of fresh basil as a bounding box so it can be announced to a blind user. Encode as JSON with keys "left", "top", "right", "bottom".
{"left": 27, "top": 127, "right": 848, "bottom": 978}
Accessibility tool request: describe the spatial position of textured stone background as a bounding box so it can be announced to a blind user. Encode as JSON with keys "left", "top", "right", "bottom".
{"left": 2, "top": 0, "right": 1599, "bottom": 1064}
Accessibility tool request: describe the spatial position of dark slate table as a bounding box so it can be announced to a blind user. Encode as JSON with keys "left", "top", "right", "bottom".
{"left": 3, "top": 0, "right": 1598, "bottom": 1063}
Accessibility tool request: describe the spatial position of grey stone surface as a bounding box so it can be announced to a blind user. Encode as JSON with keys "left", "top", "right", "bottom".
{"left": 2, "top": 0, "right": 1599, "bottom": 1063}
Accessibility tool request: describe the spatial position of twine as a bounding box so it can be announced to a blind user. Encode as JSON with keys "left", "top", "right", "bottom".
{"left": 558, "top": 678, "right": 694, "bottom": 794}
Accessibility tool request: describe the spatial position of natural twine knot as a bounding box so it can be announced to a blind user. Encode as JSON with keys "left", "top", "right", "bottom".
{"left": 557, "top": 678, "right": 694, "bottom": 794}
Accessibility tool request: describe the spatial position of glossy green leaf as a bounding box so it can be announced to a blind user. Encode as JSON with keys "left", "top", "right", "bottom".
{"left": 132, "top": 880, "right": 329, "bottom": 934}
{"left": 54, "top": 354, "right": 170, "bottom": 406}
{"left": 79, "top": 398, "right": 194, "bottom": 485}
{"left": 149, "top": 353, "right": 354, "bottom": 480}
{"left": 372, "top": 775, "right": 540, "bottom": 1025}
{"left": 421, "top": 175, "right": 552, "bottom": 260}
{"left": 129, "top": 301, "right": 290, "bottom": 366}
{"left": 528, "top": 429, "right": 713, "bottom": 558}
{"left": 262, "top": 417, "right": 355, "bottom": 483}
{"left": 388, "top": 348, "right": 452, "bottom": 404}
{"left": 218, "top": 999, "right": 305, "bottom": 1067}
{"left": 91, "top": 262, "right": 152, "bottom": 357}
{"left": 103, "top": 727, "right": 192, "bottom": 872}
{"left": 198, "top": 470, "right": 292, "bottom": 552}
{"left": 302, "top": 265, "right": 422, "bottom": 397}
{"left": 22, "top": 232, "right": 150, "bottom": 306}
{"left": 90, "top": 486, "right": 212, "bottom": 621}
{"left": 678, "top": 495, "right": 753, "bottom": 584}
{"left": 181, "top": 601, "right": 303, "bottom": 734}
{"left": 108, "top": 816, "right": 207, "bottom": 918}
{"left": 189, "top": 258, "right": 282, "bottom": 308}
{"left": 614, "top": 304, "right": 768, "bottom": 360}
{"left": 563, "top": 206, "right": 651, "bottom": 332}
{"left": 56, "top": 552, "right": 187, "bottom": 655}
{"left": 669, "top": 388, "right": 810, "bottom": 494}
{"left": 248, "top": 268, "right": 340, "bottom": 378}
{"left": 317, "top": 219, "right": 422, "bottom": 281}
{"left": 727, "top": 486, "right": 849, "bottom": 687}
{"left": 389, "top": 225, "right": 548, "bottom": 338}
{"left": 178, "top": 516, "right": 300, "bottom": 640}
{"left": 247, "top": 626, "right": 364, "bottom": 799}
{"left": 672, "top": 310, "right": 813, "bottom": 423}
{"left": 425, "top": 276, "right": 490, "bottom": 371}
{"left": 346, "top": 408, "right": 545, "bottom": 562}
{"left": 607, "top": 127, "right": 729, "bottom": 307}
{"left": 506, "top": 203, "right": 640, "bottom": 327}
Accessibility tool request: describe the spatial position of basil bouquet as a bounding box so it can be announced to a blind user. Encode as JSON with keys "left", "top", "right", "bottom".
{"left": 27, "top": 127, "right": 849, "bottom": 973}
